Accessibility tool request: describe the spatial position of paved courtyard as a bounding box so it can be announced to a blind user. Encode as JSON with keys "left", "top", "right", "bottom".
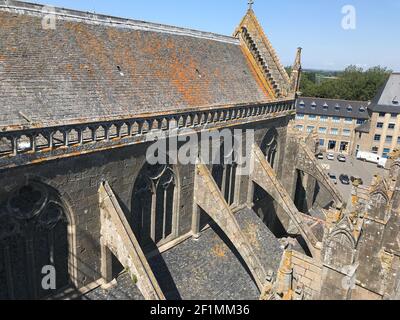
{"left": 317, "top": 152, "right": 385, "bottom": 206}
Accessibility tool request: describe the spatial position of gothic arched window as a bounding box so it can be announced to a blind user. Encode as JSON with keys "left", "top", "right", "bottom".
{"left": 212, "top": 142, "right": 237, "bottom": 206}
{"left": 260, "top": 129, "right": 279, "bottom": 169}
{"left": 132, "top": 164, "right": 177, "bottom": 250}
{"left": 0, "top": 183, "right": 70, "bottom": 300}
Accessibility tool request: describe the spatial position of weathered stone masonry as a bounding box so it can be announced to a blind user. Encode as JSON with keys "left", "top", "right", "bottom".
{"left": 0, "top": 1, "right": 348, "bottom": 300}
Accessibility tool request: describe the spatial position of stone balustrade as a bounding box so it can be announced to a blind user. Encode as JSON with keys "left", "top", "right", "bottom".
{"left": 0, "top": 101, "right": 294, "bottom": 168}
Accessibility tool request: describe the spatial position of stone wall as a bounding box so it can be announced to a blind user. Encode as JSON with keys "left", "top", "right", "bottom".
{"left": 0, "top": 142, "right": 151, "bottom": 287}
{"left": 0, "top": 117, "right": 292, "bottom": 291}
{"left": 292, "top": 251, "right": 322, "bottom": 300}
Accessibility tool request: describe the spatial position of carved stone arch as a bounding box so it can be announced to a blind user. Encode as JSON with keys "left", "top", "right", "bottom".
{"left": 369, "top": 191, "right": 390, "bottom": 221}
{"left": 81, "top": 126, "right": 92, "bottom": 142}
{"left": 192, "top": 113, "right": 199, "bottom": 126}
{"left": 176, "top": 116, "right": 184, "bottom": 128}
{"left": 148, "top": 119, "right": 157, "bottom": 131}
{"left": 260, "top": 128, "right": 280, "bottom": 169}
{"left": 17, "top": 177, "right": 78, "bottom": 287}
{"left": 324, "top": 228, "right": 357, "bottom": 268}
{"left": 371, "top": 190, "right": 389, "bottom": 203}
{"left": 329, "top": 229, "right": 356, "bottom": 249}
{"left": 186, "top": 114, "right": 193, "bottom": 127}
{"left": 120, "top": 122, "right": 130, "bottom": 137}
{"left": 95, "top": 125, "right": 106, "bottom": 141}
{"left": 159, "top": 118, "right": 168, "bottom": 131}
{"left": 18, "top": 176, "right": 77, "bottom": 229}
{"left": 0, "top": 180, "right": 75, "bottom": 299}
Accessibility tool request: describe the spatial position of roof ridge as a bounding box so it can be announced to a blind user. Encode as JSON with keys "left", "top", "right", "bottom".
{"left": 300, "top": 97, "right": 369, "bottom": 104}
{"left": 245, "top": 10, "right": 290, "bottom": 84}
{"left": 234, "top": 9, "right": 292, "bottom": 98}
{"left": 0, "top": 0, "right": 239, "bottom": 44}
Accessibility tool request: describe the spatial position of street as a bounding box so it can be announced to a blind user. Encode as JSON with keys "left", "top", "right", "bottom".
{"left": 317, "top": 152, "right": 385, "bottom": 205}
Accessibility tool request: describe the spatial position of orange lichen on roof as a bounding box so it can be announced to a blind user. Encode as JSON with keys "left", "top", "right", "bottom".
{"left": 0, "top": 9, "right": 274, "bottom": 127}
{"left": 162, "top": 45, "right": 211, "bottom": 107}
{"left": 0, "top": 11, "right": 19, "bottom": 31}
{"left": 65, "top": 22, "right": 111, "bottom": 79}
{"left": 64, "top": 22, "right": 213, "bottom": 107}
{"left": 63, "top": 64, "right": 78, "bottom": 81}
{"left": 112, "top": 27, "right": 213, "bottom": 107}
{"left": 0, "top": 12, "right": 21, "bottom": 64}
{"left": 212, "top": 243, "right": 227, "bottom": 258}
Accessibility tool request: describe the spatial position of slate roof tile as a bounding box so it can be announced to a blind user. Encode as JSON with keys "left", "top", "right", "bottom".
{"left": 0, "top": 2, "right": 271, "bottom": 128}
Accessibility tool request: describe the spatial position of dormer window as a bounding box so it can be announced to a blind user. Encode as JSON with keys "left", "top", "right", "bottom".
{"left": 323, "top": 103, "right": 328, "bottom": 111}
{"left": 347, "top": 105, "right": 353, "bottom": 112}
{"left": 393, "top": 97, "right": 399, "bottom": 105}
{"left": 335, "top": 104, "right": 341, "bottom": 111}
{"left": 299, "top": 101, "right": 305, "bottom": 108}
{"left": 359, "top": 106, "right": 366, "bottom": 112}
{"left": 311, "top": 102, "right": 316, "bottom": 110}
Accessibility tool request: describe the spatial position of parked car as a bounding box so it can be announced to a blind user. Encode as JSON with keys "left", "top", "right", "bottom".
{"left": 316, "top": 153, "right": 324, "bottom": 160}
{"left": 337, "top": 155, "right": 347, "bottom": 162}
{"left": 327, "top": 153, "right": 335, "bottom": 161}
{"left": 351, "top": 176, "right": 364, "bottom": 185}
{"left": 328, "top": 173, "right": 338, "bottom": 184}
{"left": 340, "top": 174, "right": 350, "bottom": 185}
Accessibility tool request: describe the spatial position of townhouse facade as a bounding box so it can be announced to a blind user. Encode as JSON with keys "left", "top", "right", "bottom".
{"left": 295, "top": 97, "right": 369, "bottom": 155}
{"left": 354, "top": 73, "right": 400, "bottom": 158}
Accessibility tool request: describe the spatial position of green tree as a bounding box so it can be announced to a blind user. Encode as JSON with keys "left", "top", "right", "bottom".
{"left": 300, "top": 66, "right": 391, "bottom": 101}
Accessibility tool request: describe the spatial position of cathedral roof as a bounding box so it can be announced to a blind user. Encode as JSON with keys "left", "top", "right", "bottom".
{"left": 0, "top": 1, "right": 282, "bottom": 129}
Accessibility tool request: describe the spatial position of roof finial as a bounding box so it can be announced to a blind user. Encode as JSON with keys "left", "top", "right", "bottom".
{"left": 248, "top": 0, "right": 254, "bottom": 10}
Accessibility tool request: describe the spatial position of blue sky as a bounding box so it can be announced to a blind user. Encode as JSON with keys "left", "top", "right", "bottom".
{"left": 30, "top": 0, "right": 399, "bottom": 71}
